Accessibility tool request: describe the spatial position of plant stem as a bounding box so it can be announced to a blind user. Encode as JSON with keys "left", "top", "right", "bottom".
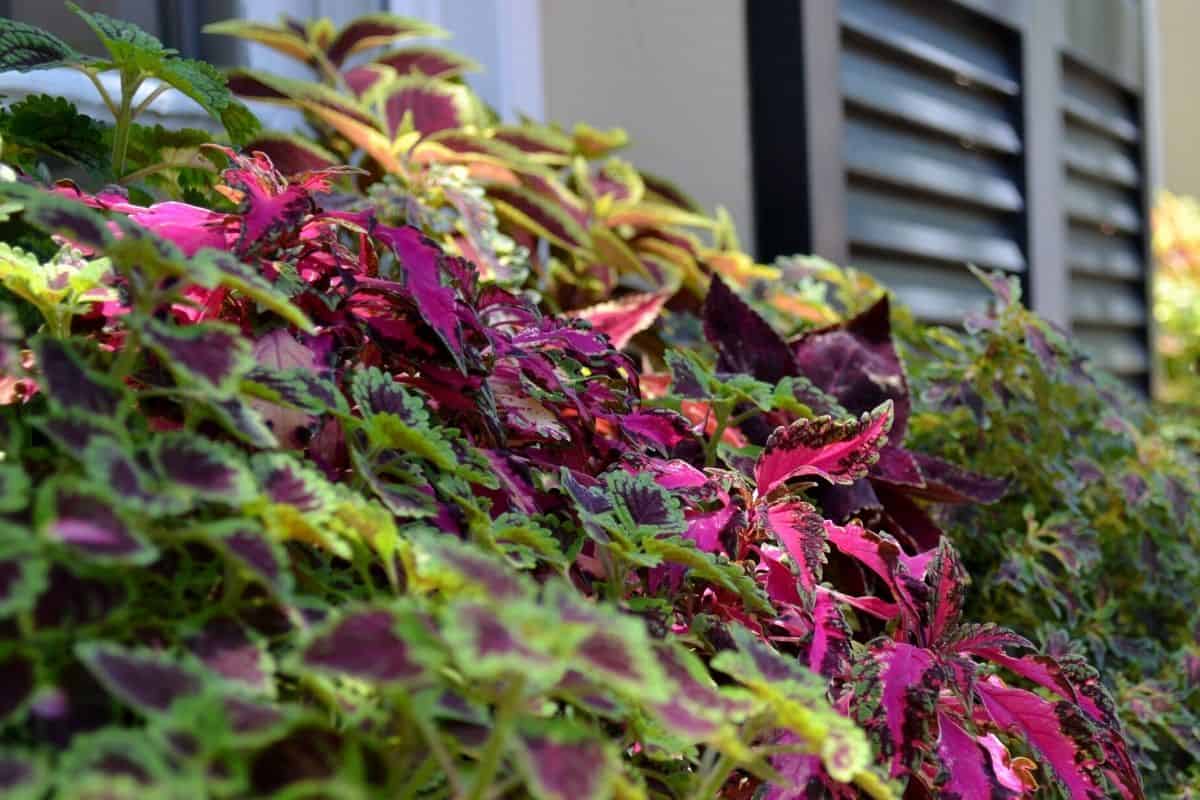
{"left": 397, "top": 753, "right": 438, "bottom": 800}
{"left": 131, "top": 83, "right": 169, "bottom": 119}
{"left": 694, "top": 751, "right": 735, "bottom": 798}
{"left": 467, "top": 675, "right": 525, "bottom": 800}
{"left": 73, "top": 65, "right": 118, "bottom": 117}
{"left": 396, "top": 693, "right": 463, "bottom": 797}
{"left": 110, "top": 73, "right": 143, "bottom": 179}
{"left": 704, "top": 403, "right": 733, "bottom": 467}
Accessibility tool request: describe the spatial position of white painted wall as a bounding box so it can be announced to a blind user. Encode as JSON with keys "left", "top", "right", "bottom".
{"left": 538, "top": 0, "right": 756, "bottom": 252}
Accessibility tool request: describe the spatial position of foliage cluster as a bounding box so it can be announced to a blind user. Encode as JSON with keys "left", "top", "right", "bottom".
{"left": 1152, "top": 191, "right": 1200, "bottom": 449}
{"left": 0, "top": 7, "right": 1193, "bottom": 798}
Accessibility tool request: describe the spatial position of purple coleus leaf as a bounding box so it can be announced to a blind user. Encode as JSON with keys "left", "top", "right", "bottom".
{"left": 207, "top": 523, "right": 292, "bottom": 598}
{"left": 140, "top": 319, "right": 253, "bottom": 396}
{"left": 33, "top": 338, "right": 126, "bottom": 417}
{"left": 187, "top": 617, "right": 271, "bottom": 693}
{"left": 77, "top": 643, "right": 202, "bottom": 714}
{"left": 152, "top": 434, "right": 254, "bottom": 504}
{"left": 704, "top": 276, "right": 798, "bottom": 384}
{"left": 0, "top": 654, "right": 34, "bottom": 723}
{"left": 755, "top": 402, "right": 893, "bottom": 496}
{"left": 791, "top": 296, "right": 911, "bottom": 436}
{"left": 38, "top": 480, "right": 155, "bottom": 563}
{"left": 0, "top": 751, "right": 43, "bottom": 795}
{"left": 515, "top": 730, "right": 615, "bottom": 800}
{"left": 302, "top": 605, "right": 441, "bottom": 685}
{"left": 325, "top": 13, "right": 441, "bottom": 66}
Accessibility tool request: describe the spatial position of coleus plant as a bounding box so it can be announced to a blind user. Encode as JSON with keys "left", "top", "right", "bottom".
{"left": 0, "top": 142, "right": 903, "bottom": 797}
{"left": 205, "top": 11, "right": 775, "bottom": 311}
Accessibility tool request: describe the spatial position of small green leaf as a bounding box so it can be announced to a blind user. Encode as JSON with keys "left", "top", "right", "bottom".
{"left": 0, "top": 18, "right": 83, "bottom": 71}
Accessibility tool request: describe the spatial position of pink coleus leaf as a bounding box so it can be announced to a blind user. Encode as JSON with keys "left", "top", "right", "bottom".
{"left": 754, "top": 401, "right": 893, "bottom": 496}
{"left": 976, "top": 677, "right": 1120, "bottom": 799}
{"left": 936, "top": 713, "right": 1024, "bottom": 798}
{"left": 808, "top": 587, "right": 852, "bottom": 677}
{"left": 570, "top": 292, "right": 668, "bottom": 350}
{"left": 373, "top": 224, "right": 467, "bottom": 372}
{"left": 824, "top": 520, "right": 924, "bottom": 631}
{"left": 855, "top": 639, "right": 943, "bottom": 777}
{"left": 759, "top": 499, "right": 826, "bottom": 593}
{"left": 924, "top": 540, "right": 968, "bottom": 646}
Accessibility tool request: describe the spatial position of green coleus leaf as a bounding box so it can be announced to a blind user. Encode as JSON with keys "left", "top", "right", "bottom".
{"left": 515, "top": 722, "right": 618, "bottom": 800}
{"left": 0, "top": 17, "right": 83, "bottom": 71}
{"left": 65, "top": 2, "right": 259, "bottom": 146}
{"left": 642, "top": 534, "right": 773, "bottom": 615}
{"left": 0, "top": 533, "right": 48, "bottom": 619}
{"left": 34, "top": 336, "right": 134, "bottom": 419}
{"left": 197, "top": 520, "right": 293, "bottom": 599}
{"left": 712, "top": 625, "right": 871, "bottom": 783}
{"left": 0, "top": 95, "right": 108, "bottom": 172}
{"left": 350, "top": 367, "right": 457, "bottom": 469}
{"left": 0, "top": 748, "right": 48, "bottom": 800}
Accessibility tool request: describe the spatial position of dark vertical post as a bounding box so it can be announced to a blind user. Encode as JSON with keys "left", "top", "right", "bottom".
{"left": 746, "top": 0, "right": 847, "bottom": 263}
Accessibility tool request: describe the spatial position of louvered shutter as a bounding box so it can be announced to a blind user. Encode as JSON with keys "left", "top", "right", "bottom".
{"left": 838, "top": 0, "right": 1024, "bottom": 324}
{"left": 1061, "top": 54, "right": 1151, "bottom": 385}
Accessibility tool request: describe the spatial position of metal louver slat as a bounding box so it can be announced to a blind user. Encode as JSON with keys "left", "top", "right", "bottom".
{"left": 839, "top": 0, "right": 1024, "bottom": 323}
{"left": 1061, "top": 54, "right": 1149, "bottom": 381}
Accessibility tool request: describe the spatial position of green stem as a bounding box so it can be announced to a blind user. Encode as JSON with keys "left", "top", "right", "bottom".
{"left": 703, "top": 403, "right": 733, "bottom": 467}
{"left": 467, "top": 676, "right": 525, "bottom": 800}
{"left": 110, "top": 73, "right": 143, "bottom": 179}
{"left": 397, "top": 753, "right": 438, "bottom": 800}
{"left": 694, "top": 752, "right": 735, "bottom": 799}
{"left": 131, "top": 83, "right": 169, "bottom": 119}
{"left": 72, "top": 65, "right": 118, "bottom": 117}
{"left": 396, "top": 693, "right": 462, "bottom": 796}
{"left": 111, "top": 329, "right": 141, "bottom": 382}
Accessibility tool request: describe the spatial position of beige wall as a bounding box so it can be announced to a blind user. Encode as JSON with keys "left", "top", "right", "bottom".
{"left": 539, "top": 0, "right": 756, "bottom": 253}
{"left": 1158, "top": 0, "right": 1200, "bottom": 197}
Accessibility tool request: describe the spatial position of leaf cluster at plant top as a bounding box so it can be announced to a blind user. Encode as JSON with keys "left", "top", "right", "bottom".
{"left": 0, "top": 5, "right": 1193, "bottom": 799}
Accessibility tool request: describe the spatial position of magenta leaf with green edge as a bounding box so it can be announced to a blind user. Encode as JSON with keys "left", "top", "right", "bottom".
{"left": 77, "top": 644, "right": 202, "bottom": 714}
{"left": 187, "top": 617, "right": 271, "bottom": 693}
{"left": 140, "top": 319, "right": 253, "bottom": 396}
{"left": 515, "top": 729, "right": 615, "bottom": 800}
{"left": 603, "top": 470, "right": 686, "bottom": 537}
{"left": 441, "top": 602, "right": 557, "bottom": 678}
{"left": 4, "top": 185, "right": 113, "bottom": 251}
{"left": 242, "top": 133, "right": 339, "bottom": 174}
{"left": 222, "top": 695, "right": 286, "bottom": 738}
{"left": 151, "top": 433, "right": 254, "bottom": 503}
{"left": 924, "top": 540, "right": 969, "bottom": 646}
{"left": 80, "top": 438, "right": 182, "bottom": 516}
{"left": 32, "top": 338, "right": 126, "bottom": 417}
{"left": 208, "top": 523, "right": 292, "bottom": 597}
{"left": 252, "top": 453, "right": 330, "bottom": 512}
{"left": 302, "top": 606, "right": 440, "bottom": 684}
{"left": 854, "top": 639, "right": 943, "bottom": 777}
{"left": 206, "top": 397, "right": 279, "bottom": 449}
{"left": 420, "top": 537, "right": 529, "bottom": 600}
{"left": 808, "top": 588, "right": 852, "bottom": 677}
{"left": 372, "top": 224, "right": 467, "bottom": 370}
{"left": 755, "top": 402, "right": 893, "bottom": 495}
{"left": 703, "top": 275, "right": 798, "bottom": 384}
{"left": 935, "top": 713, "right": 1022, "bottom": 798}
{"left": 324, "top": 14, "right": 443, "bottom": 66}
{"left": 37, "top": 480, "right": 155, "bottom": 563}
{"left": 369, "top": 46, "right": 479, "bottom": 78}
{"left": 760, "top": 499, "right": 827, "bottom": 592}
{"left": 975, "top": 677, "right": 1120, "bottom": 798}
{"left": 570, "top": 292, "right": 668, "bottom": 350}
{"left": 382, "top": 78, "right": 473, "bottom": 136}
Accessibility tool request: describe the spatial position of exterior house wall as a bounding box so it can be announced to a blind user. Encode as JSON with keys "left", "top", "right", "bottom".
{"left": 538, "top": 0, "right": 756, "bottom": 252}
{"left": 1157, "top": 0, "right": 1200, "bottom": 197}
